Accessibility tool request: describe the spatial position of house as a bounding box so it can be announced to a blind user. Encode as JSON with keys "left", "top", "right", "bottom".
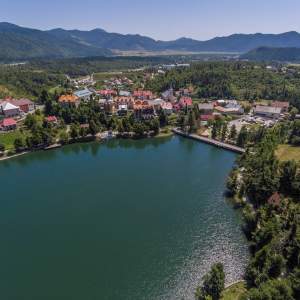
{"left": 149, "top": 98, "right": 166, "bottom": 110}
{"left": 74, "top": 88, "right": 93, "bottom": 101}
{"left": 133, "top": 90, "right": 154, "bottom": 100}
{"left": 117, "top": 104, "right": 128, "bottom": 116}
{"left": 199, "top": 114, "right": 215, "bottom": 125}
{"left": 58, "top": 95, "right": 80, "bottom": 107}
{"left": 1, "top": 118, "right": 17, "bottom": 131}
{"left": 161, "top": 89, "right": 174, "bottom": 101}
{"left": 9, "top": 98, "right": 35, "bottom": 113}
{"left": 161, "top": 102, "right": 173, "bottom": 115}
{"left": 104, "top": 99, "right": 116, "bottom": 114}
{"left": 97, "top": 90, "right": 117, "bottom": 98}
{"left": 198, "top": 103, "right": 214, "bottom": 114}
{"left": 45, "top": 116, "right": 58, "bottom": 124}
{"left": 0, "top": 101, "right": 20, "bottom": 117}
{"left": 215, "top": 105, "right": 244, "bottom": 115}
{"left": 268, "top": 192, "right": 281, "bottom": 207}
{"left": 179, "top": 97, "right": 193, "bottom": 109}
{"left": 119, "top": 91, "right": 131, "bottom": 97}
{"left": 254, "top": 106, "right": 282, "bottom": 119}
{"left": 271, "top": 101, "right": 290, "bottom": 113}
{"left": 114, "top": 97, "right": 135, "bottom": 110}
{"left": 134, "top": 100, "right": 154, "bottom": 119}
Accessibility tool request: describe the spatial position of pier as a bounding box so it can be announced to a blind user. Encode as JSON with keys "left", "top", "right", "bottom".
{"left": 172, "top": 128, "right": 245, "bottom": 154}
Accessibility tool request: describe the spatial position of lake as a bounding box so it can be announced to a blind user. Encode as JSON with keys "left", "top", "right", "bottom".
{"left": 0, "top": 136, "right": 248, "bottom": 300}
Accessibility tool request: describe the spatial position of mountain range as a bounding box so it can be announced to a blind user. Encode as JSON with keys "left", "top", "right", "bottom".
{"left": 242, "top": 47, "right": 300, "bottom": 62}
{"left": 1, "top": 22, "right": 300, "bottom": 61}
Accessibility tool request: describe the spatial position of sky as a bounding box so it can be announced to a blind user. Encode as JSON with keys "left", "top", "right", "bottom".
{"left": 1, "top": 0, "right": 300, "bottom": 40}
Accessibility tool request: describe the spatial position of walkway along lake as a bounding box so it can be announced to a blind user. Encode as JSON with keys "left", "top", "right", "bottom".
{"left": 0, "top": 136, "right": 249, "bottom": 300}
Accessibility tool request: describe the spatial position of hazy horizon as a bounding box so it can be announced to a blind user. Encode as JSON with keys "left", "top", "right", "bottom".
{"left": 1, "top": 0, "right": 300, "bottom": 40}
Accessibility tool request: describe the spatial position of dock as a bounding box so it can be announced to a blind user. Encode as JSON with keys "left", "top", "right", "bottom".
{"left": 172, "top": 128, "right": 245, "bottom": 154}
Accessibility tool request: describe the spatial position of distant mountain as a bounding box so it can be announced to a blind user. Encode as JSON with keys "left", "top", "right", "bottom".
{"left": 0, "top": 23, "right": 111, "bottom": 61}
{"left": 242, "top": 47, "right": 300, "bottom": 62}
{"left": 48, "top": 29, "right": 300, "bottom": 53}
{"left": 2, "top": 22, "right": 300, "bottom": 61}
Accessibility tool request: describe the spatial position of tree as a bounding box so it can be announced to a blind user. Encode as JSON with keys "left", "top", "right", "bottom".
{"left": 229, "top": 125, "right": 237, "bottom": 140}
{"left": 279, "top": 161, "right": 297, "bottom": 195}
{"left": 0, "top": 143, "right": 5, "bottom": 152}
{"left": 188, "top": 110, "right": 197, "bottom": 133}
{"left": 196, "top": 263, "right": 225, "bottom": 300}
{"left": 59, "top": 130, "right": 69, "bottom": 144}
{"left": 221, "top": 122, "right": 228, "bottom": 141}
{"left": 70, "top": 124, "right": 80, "bottom": 140}
{"left": 237, "top": 125, "right": 248, "bottom": 147}
{"left": 89, "top": 120, "right": 100, "bottom": 136}
{"left": 14, "top": 138, "right": 26, "bottom": 152}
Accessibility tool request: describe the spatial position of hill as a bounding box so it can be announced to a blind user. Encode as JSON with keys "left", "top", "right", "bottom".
{"left": 0, "top": 23, "right": 111, "bottom": 61}
{"left": 2, "top": 22, "right": 300, "bottom": 61}
{"left": 241, "top": 46, "right": 300, "bottom": 61}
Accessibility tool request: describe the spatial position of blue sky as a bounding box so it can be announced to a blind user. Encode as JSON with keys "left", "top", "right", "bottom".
{"left": 1, "top": 0, "right": 300, "bottom": 40}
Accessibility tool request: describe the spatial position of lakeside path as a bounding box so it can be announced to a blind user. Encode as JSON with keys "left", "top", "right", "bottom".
{"left": 172, "top": 128, "right": 245, "bottom": 154}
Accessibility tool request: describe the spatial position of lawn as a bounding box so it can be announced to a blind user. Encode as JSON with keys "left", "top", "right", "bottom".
{"left": 276, "top": 144, "right": 300, "bottom": 162}
{"left": 221, "top": 282, "right": 247, "bottom": 300}
{"left": 0, "top": 130, "right": 29, "bottom": 151}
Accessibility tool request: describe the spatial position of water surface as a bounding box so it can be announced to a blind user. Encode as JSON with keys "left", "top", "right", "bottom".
{"left": 0, "top": 136, "right": 248, "bottom": 300}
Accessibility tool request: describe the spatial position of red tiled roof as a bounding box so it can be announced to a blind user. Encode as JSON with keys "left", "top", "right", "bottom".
{"left": 45, "top": 116, "right": 57, "bottom": 122}
{"left": 2, "top": 118, "right": 17, "bottom": 127}
{"left": 133, "top": 90, "right": 153, "bottom": 97}
{"left": 200, "top": 114, "right": 215, "bottom": 121}
{"left": 97, "top": 90, "right": 117, "bottom": 96}
{"left": 268, "top": 192, "right": 281, "bottom": 206}
{"left": 179, "top": 97, "right": 193, "bottom": 107}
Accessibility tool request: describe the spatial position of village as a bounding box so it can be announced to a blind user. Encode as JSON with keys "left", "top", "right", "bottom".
{"left": 0, "top": 68, "right": 297, "bottom": 156}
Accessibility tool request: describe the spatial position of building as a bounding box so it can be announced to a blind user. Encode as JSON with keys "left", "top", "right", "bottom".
{"left": 161, "top": 102, "right": 173, "bottom": 115}
{"left": 0, "top": 101, "right": 20, "bottom": 117}
{"left": 119, "top": 91, "right": 131, "bottom": 97}
{"left": 45, "top": 116, "right": 58, "bottom": 124}
{"left": 8, "top": 98, "right": 35, "bottom": 113}
{"left": 58, "top": 95, "right": 80, "bottom": 107}
{"left": 97, "top": 90, "right": 117, "bottom": 99}
{"left": 1, "top": 118, "right": 17, "bottom": 131}
{"left": 74, "top": 88, "right": 93, "bottom": 101}
{"left": 179, "top": 97, "right": 193, "bottom": 109}
{"left": 199, "top": 114, "right": 215, "bottom": 125}
{"left": 117, "top": 104, "right": 128, "bottom": 116}
{"left": 254, "top": 106, "right": 282, "bottom": 119}
{"left": 133, "top": 90, "right": 154, "bottom": 100}
{"left": 215, "top": 105, "right": 244, "bottom": 115}
{"left": 161, "top": 89, "right": 174, "bottom": 101}
{"left": 268, "top": 192, "right": 281, "bottom": 207}
{"left": 271, "top": 101, "right": 290, "bottom": 113}
{"left": 198, "top": 103, "right": 214, "bottom": 114}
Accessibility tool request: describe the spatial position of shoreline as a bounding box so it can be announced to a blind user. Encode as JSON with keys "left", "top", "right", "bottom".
{"left": 0, "top": 131, "right": 174, "bottom": 163}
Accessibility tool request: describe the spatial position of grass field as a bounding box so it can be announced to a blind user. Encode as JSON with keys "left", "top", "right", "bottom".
{"left": 0, "top": 130, "right": 29, "bottom": 151}
{"left": 276, "top": 144, "right": 300, "bottom": 162}
{"left": 221, "top": 282, "right": 247, "bottom": 300}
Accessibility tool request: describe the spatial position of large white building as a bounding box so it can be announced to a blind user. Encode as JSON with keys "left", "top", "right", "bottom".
{"left": 0, "top": 101, "right": 20, "bottom": 117}
{"left": 254, "top": 106, "right": 282, "bottom": 119}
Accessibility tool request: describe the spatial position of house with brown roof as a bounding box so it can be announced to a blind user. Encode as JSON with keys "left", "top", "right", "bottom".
{"left": 58, "top": 94, "right": 80, "bottom": 107}
{"left": 8, "top": 98, "right": 35, "bottom": 113}
{"left": 271, "top": 101, "right": 290, "bottom": 113}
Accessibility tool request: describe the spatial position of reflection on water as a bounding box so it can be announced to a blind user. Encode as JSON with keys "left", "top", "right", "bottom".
{"left": 0, "top": 136, "right": 248, "bottom": 300}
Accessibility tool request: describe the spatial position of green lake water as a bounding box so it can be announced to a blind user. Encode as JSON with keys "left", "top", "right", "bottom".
{"left": 0, "top": 136, "right": 248, "bottom": 300}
